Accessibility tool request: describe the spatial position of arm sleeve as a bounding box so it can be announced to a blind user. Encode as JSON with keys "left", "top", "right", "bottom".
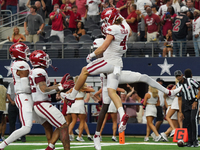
{"left": 106, "top": 26, "right": 117, "bottom": 39}
{"left": 38, "top": 14, "right": 44, "bottom": 24}
{"left": 190, "top": 78, "right": 200, "bottom": 88}
{"left": 16, "top": 61, "right": 30, "bottom": 71}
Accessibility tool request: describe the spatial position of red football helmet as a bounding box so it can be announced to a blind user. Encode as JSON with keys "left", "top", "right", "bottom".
{"left": 9, "top": 43, "right": 30, "bottom": 61}
{"left": 29, "top": 50, "right": 52, "bottom": 68}
{"left": 101, "top": 7, "right": 120, "bottom": 26}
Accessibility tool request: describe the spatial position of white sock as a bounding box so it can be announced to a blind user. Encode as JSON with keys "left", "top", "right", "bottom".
{"left": 71, "top": 88, "right": 78, "bottom": 99}
{"left": 0, "top": 141, "right": 7, "bottom": 149}
{"left": 95, "top": 131, "right": 100, "bottom": 136}
{"left": 49, "top": 143, "right": 55, "bottom": 149}
{"left": 118, "top": 107, "right": 125, "bottom": 121}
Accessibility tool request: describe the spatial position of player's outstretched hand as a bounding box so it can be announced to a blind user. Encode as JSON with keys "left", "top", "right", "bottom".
{"left": 60, "top": 73, "right": 71, "bottom": 84}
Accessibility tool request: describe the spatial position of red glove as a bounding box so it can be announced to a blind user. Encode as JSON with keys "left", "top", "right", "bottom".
{"left": 60, "top": 73, "right": 71, "bottom": 84}
{"left": 62, "top": 80, "right": 74, "bottom": 90}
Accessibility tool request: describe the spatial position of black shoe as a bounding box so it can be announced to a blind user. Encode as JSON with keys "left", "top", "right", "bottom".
{"left": 185, "top": 143, "right": 193, "bottom": 147}
{"left": 193, "top": 141, "right": 199, "bottom": 147}
{"left": 21, "top": 137, "right": 26, "bottom": 142}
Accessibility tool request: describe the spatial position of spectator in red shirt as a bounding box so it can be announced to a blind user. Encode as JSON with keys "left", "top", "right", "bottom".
{"left": 65, "top": 5, "right": 81, "bottom": 33}
{"left": 116, "top": 0, "right": 129, "bottom": 18}
{"left": 144, "top": 7, "right": 161, "bottom": 42}
{"left": 76, "top": 0, "right": 87, "bottom": 23}
{"left": 161, "top": 6, "right": 176, "bottom": 37}
{"left": 126, "top": 3, "right": 139, "bottom": 42}
{"left": 0, "top": 0, "right": 5, "bottom": 10}
{"left": 60, "top": 0, "right": 73, "bottom": 11}
{"left": 50, "top": 4, "right": 66, "bottom": 42}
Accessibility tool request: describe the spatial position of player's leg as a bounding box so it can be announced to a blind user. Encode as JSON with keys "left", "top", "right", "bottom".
{"left": 119, "top": 71, "right": 181, "bottom": 96}
{"left": 100, "top": 113, "right": 108, "bottom": 136}
{"left": 59, "top": 123, "right": 70, "bottom": 150}
{"left": 0, "top": 94, "right": 32, "bottom": 149}
{"left": 107, "top": 73, "right": 128, "bottom": 133}
{"left": 61, "top": 59, "right": 113, "bottom": 102}
{"left": 42, "top": 121, "right": 53, "bottom": 144}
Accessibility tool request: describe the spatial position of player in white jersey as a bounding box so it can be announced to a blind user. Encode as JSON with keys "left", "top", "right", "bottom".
{"left": 29, "top": 50, "right": 74, "bottom": 150}
{"left": 0, "top": 43, "right": 55, "bottom": 150}
{"left": 61, "top": 8, "right": 131, "bottom": 141}
{"left": 91, "top": 37, "right": 182, "bottom": 149}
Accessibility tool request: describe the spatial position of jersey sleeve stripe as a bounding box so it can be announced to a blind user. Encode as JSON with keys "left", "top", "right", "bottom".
{"left": 35, "top": 76, "right": 46, "bottom": 84}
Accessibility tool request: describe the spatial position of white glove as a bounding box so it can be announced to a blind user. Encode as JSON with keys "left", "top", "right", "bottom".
{"left": 86, "top": 52, "right": 96, "bottom": 63}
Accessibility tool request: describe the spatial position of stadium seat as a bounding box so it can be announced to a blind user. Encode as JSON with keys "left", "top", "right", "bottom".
{"left": 144, "top": 42, "right": 157, "bottom": 57}
{"left": 44, "top": 25, "right": 52, "bottom": 33}
{"left": 64, "top": 47, "right": 75, "bottom": 58}
{"left": 22, "top": 41, "right": 33, "bottom": 49}
{"left": 0, "top": 49, "right": 8, "bottom": 59}
{"left": 51, "top": 40, "right": 62, "bottom": 49}
{"left": 79, "top": 34, "right": 92, "bottom": 42}
{"left": 64, "top": 29, "right": 72, "bottom": 37}
{"left": 39, "top": 35, "right": 45, "bottom": 42}
{"left": 186, "top": 41, "right": 195, "bottom": 56}
{"left": 64, "top": 35, "right": 76, "bottom": 43}
{"left": 80, "top": 40, "right": 93, "bottom": 49}
{"left": 35, "top": 41, "right": 46, "bottom": 50}
{"left": 65, "top": 40, "right": 81, "bottom": 49}
{"left": 131, "top": 42, "right": 144, "bottom": 56}
{"left": 91, "top": 29, "right": 101, "bottom": 39}
{"left": 48, "top": 35, "right": 60, "bottom": 43}
{"left": 87, "top": 24, "right": 100, "bottom": 34}
{"left": 78, "top": 47, "right": 91, "bottom": 58}
{"left": 84, "top": 19, "right": 95, "bottom": 29}
{"left": 45, "top": 30, "right": 51, "bottom": 39}
{"left": 2, "top": 41, "right": 14, "bottom": 50}
{"left": 46, "top": 48, "right": 59, "bottom": 58}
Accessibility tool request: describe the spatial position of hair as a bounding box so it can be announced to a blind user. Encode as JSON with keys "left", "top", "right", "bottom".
{"left": 151, "top": 5, "right": 158, "bottom": 11}
{"left": 166, "top": 0, "right": 171, "bottom": 2}
{"left": 72, "top": 5, "right": 77, "bottom": 9}
{"left": 62, "top": 0, "right": 68, "bottom": 3}
{"left": 149, "top": 86, "right": 158, "bottom": 98}
{"left": 184, "top": 68, "right": 192, "bottom": 78}
{"left": 30, "top": 5, "right": 37, "bottom": 11}
{"left": 13, "top": 26, "right": 20, "bottom": 36}
{"left": 76, "top": 21, "right": 84, "bottom": 29}
{"left": 168, "top": 6, "right": 175, "bottom": 15}
{"left": 114, "top": 17, "right": 123, "bottom": 25}
{"left": 187, "top": 11, "right": 194, "bottom": 19}
{"left": 74, "top": 76, "right": 87, "bottom": 91}
{"left": 131, "top": 4, "right": 137, "bottom": 10}
{"left": 130, "top": 90, "right": 137, "bottom": 97}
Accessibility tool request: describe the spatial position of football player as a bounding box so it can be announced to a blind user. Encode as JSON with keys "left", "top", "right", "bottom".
{"left": 29, "top": 50, "right": 74, "bottom": 150}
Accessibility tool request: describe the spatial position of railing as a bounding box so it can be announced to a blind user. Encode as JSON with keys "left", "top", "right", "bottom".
{"left": 0, "top": 40, "right": 196, "bottom": 59}
{"left": 52, "top": 102, "right": 142, "bottom": 123}
{"left": 0, "top": 8, "right": 29, "bottom": 40}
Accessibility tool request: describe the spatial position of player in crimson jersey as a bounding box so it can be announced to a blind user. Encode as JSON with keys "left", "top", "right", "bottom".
{"left": 29, "top": 50, "right": 74, "bottom": 150}
{"left": 0, "top": 43, "right": 53, "bottom": 150}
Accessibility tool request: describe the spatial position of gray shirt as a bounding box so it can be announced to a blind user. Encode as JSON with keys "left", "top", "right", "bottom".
{"left": 37, "top": 7, "right": 45, "bottom": 22}
{"left": 7, "top": 82, "right": 15, "bottom": 101}
{"left": 25, "top": 13, "right": 44, "bottom": 35}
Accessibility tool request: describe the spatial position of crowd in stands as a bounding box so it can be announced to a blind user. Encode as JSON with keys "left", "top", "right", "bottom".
{"left": 2, "top": 0, "right": 200, "bottom": 57}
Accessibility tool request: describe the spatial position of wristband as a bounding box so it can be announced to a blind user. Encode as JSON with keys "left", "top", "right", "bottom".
{"left": 90, "top": 52, "right": 96, "bottom": 58}
{"left": 58, "top": 85, "right": 64, "bottom": 91}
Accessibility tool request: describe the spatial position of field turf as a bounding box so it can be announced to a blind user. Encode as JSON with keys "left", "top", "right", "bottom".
{"left": 2, "top": 135, "right": 198, "bottom": 150}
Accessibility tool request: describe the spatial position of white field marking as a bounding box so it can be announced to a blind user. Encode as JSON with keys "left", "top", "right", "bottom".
{"left": 32, "top": 142, "right": 177, "bottom": 150}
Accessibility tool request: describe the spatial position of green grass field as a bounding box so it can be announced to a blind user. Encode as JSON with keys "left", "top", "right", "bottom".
{"left": 2, "top": 135, "right": 199, "bottom": 150}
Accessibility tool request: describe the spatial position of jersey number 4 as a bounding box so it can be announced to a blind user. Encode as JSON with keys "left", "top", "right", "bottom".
{"left": 120, "top": 35, "right": 127, "bottom": 50}
{"left": 173, "top": 19, "right": 181, "bottom": 32}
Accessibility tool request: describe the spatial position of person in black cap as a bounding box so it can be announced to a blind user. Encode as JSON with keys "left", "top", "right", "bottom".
{"left": 175, "top": 69, "right": 200, "bottom": 147}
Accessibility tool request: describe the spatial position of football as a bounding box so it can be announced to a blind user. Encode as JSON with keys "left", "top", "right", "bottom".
{"left": 177, "top": 140, "right": 184, "bottom": 147}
